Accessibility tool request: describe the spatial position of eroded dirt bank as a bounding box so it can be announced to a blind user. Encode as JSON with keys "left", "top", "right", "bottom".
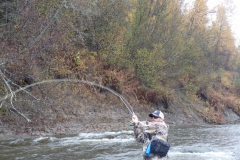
{"left": 0, "top": 86, "right": 240, "bottom": 140}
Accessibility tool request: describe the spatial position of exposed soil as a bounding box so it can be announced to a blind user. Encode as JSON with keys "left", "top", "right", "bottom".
{"left": 0, "top": 83, "right": 240, "bottom": 141}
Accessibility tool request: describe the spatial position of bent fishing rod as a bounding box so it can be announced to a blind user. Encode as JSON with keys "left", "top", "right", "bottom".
{"left": 2, "top": 78, "right": 135, "bottom": 115}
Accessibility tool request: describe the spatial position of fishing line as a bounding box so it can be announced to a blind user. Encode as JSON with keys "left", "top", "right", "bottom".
{"left": 3, "top": 79, "right": 135, "bottom": 115}
{"left": 120, "top": 96, "right": 134, "bottom": 115}
{"left": 89, "top": 80, "right": 135, "bottom": 115}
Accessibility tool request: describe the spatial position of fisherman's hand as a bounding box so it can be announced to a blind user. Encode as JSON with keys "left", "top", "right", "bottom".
{"left": 128, "top": 120, "right": 134, "bottom": 126}
{"left": 132, "top": 114, "right": 138, "bottom": 123}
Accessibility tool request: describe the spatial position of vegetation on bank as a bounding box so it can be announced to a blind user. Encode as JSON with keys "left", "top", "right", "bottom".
{"left": 0, "top": 0, "right": 240, "bottom": 126}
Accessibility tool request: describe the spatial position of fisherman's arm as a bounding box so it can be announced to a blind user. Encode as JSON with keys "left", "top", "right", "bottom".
{"left": 132, "top": 114, "right": 156, "bottom": 143}
{"left": 132, "top": 114, "right": 156, "bottom": 133}
{"left": 132, "top": 114, "right": 148, "bottom": 143}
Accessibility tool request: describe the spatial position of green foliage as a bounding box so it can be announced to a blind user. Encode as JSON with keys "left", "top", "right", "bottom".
{"left": 0, "top": 106, "right": 10, "bottom": 116}
{"left": 34, "top": 0, "right": 62, "bottom": 17}
{"left": 103, "top": 49, "right": 129, "bottom": 68}
{"left": 234, "top": 78, "right": 240, "bottom": 95}
{"left": 89, "top": 0, "right": 128, "bottom": 68}
{"left": 135, "top": 44, "right": 166, "bottom": 88}
{"left": 0, "top": 82, "right": 6, "bottom": 95}
{"left": 184, "top": 82, "right": 200, "bottom": 95}
{"left": 73, "top": 52, "right": 83, "bottom": 66}
{"left": 1, "top": 0, "right": 239, "bottom": 110}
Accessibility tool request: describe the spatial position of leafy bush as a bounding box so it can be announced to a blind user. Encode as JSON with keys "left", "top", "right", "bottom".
{"left": 135, "top": 44, "right": 166, "bottom": 88}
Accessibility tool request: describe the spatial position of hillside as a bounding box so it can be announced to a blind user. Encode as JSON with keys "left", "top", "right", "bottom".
{"left": 1, "top": 0, "right": 240, "bottom": 139}
{"left": 0, "top": 67, "right": 240, "bottom": 140}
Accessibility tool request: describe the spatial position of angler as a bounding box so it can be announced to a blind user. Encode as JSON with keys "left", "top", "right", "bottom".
{"left": 132, "top": 110, "right": 170, "bottom": 160}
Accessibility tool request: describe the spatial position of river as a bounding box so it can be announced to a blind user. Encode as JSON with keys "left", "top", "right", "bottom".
{"left": 0, "top": 124, "right": 239, "bottom": 160}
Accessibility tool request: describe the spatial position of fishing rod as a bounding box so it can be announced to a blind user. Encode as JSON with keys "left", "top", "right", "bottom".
{"left": 1, "top": 79, "right": 135, "bottom": 115}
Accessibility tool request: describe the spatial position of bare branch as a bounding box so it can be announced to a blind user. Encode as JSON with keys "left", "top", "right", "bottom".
{"left": 0, "top": 83, "right": 7, "bottom": 109}
{"left": 19, "top": 0, "right": 67, "bottom": 54}
{"left": 0, "top": 78, "right": 134, "bottom": 115}
{"left": 5, "top": 76, "right": 40, "bottom": 100}
{"left": 0, "top": 70, "right": 31, "bottom": 122}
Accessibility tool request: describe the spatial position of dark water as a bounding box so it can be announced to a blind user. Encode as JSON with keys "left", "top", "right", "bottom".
{"left": 0, "top": 124, "right": 239, "bottom": 160}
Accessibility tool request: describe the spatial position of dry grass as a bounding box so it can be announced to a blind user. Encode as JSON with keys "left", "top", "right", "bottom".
{"left": 201, "top": 70, "right": 240, "bottom": 123}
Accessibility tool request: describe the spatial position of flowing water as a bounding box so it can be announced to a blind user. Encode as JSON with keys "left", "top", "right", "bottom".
{"left": 0, "top": 124, "right": 239, "bottom": 160}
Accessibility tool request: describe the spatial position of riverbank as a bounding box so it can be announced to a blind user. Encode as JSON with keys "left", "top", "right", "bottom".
{"left": 0, "top": 86, "right": 240, "bottom": 141}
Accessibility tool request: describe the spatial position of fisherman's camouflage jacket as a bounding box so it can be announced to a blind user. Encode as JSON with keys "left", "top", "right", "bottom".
{"left": 133, "top": 121, "right": 169, "bottom": 160}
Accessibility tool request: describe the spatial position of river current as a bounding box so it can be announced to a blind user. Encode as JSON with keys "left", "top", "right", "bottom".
{"left": 0, "top": 124, "right": 239, "bottom": 160}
